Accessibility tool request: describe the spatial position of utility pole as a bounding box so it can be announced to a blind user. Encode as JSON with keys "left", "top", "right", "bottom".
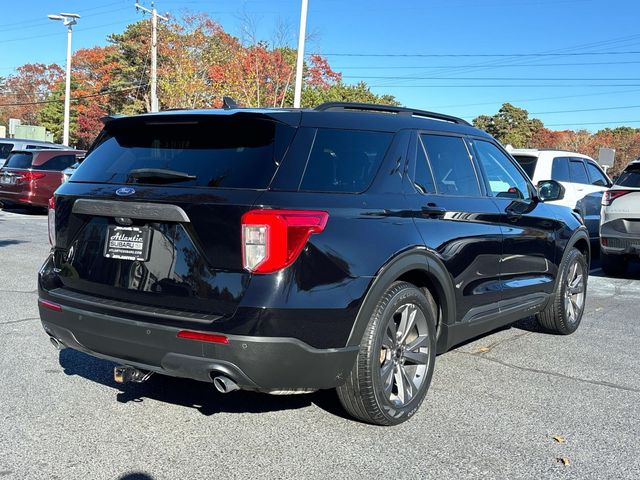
{"left": 135, "top": 2, "right": 168, "bottom": 112}
{"left": 293, "top": 0, "right": 309, "bottom": 108}
{"left": 48, "top": 12, "right": 80, "bottom": 146}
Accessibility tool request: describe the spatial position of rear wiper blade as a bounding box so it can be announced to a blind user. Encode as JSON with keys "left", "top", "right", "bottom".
{"left": 127, "top": 168, "right": 197, "bottom": 183}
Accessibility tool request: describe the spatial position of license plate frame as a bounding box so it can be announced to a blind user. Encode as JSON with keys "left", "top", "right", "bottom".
{"left": 104, "top": 225, "right": 151, "bottom": 261}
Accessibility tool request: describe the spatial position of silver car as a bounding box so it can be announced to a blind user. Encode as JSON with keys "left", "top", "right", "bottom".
{"left": 600, "top": 159, "right": 640, "bottom": 275}
{"left": 0, "top": 138, "right": 65, "bottom": 168}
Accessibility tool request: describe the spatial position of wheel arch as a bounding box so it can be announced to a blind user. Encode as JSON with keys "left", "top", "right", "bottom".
{"left": 346, "top": 247, "right": 456, "bottom": 351}
{"left": 555, "top": 226, "right": 590, "bottom": 291}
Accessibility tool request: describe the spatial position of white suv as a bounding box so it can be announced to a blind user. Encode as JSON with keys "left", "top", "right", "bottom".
{"left": 600, "top": 160, "right": 640, "bottom": 275}
{"left": 511, "top": 149, "right": 611, "bottom": 240}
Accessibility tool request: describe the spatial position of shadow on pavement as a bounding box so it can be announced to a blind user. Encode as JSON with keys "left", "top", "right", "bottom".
{"left": 0, "top": 239, "right": 28, "bottom": 247}
{"left": 118, "top": 473, "right": 155, "bottom": 480}
{"left": 58, "top": 348, "right": 349, "bottom": 420}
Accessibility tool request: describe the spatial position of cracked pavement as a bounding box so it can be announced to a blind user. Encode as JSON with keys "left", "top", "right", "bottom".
{"left": 1, "top": 207, "right": 639, "bottom": 479}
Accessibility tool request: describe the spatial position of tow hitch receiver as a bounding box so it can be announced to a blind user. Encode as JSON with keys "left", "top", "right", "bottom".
{"left": 114, "top": 365, "right": 153, "bottom": 384}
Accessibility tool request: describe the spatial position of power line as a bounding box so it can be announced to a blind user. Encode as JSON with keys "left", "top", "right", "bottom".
{"left": 369, "top": 84, "right": 640, "bottom": 88}
{"left": 333, "top": 60, "right": 640, "bottom": 69}
{"left": 530, "top": 105, "right": 640, "bottom": 115}
{"left": 0, "top": 84, "right": 147, "bottom": 107}
{"left": 346, "top": 76, "right": 640, "bottom": 81}
{"left": 310, "top": 50, "right": 640, "bottom": 58}
{"left": 545, "top": 120, "right": 640, "bottom": 127}
{"left": 431, "top": 88, "right": 640, "bottom": 110}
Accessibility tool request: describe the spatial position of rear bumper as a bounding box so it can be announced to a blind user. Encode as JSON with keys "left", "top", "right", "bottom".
{"left": 39, "top": 300, "right": 358, "bottom": 391}
{"left": 600, "top": 220, "right": 640, "bottom": 255}
{"left": 0, "top": 189, "right": 46, "bottom": 207}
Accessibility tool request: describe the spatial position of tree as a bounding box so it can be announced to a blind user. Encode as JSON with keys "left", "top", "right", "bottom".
{"left": 473, "top": 103, "right": 542, "bottom": 148}
{"left": 38, "top": 82, "right": 77, "bottom": 144}
{"left": 0, "top": 63, "right": 63, "bottom": 125}
{"left": 300, "top": 81, "right": 398, "bottom": 108}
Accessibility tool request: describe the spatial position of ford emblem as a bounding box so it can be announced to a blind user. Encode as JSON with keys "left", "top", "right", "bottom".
{"left": 116, "top": 187, "right": 136, "bottom": 197}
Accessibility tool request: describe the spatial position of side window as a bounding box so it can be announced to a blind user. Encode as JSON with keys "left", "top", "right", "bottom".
{"left": 0, "top": 142, "right": 14, "bottom": 158}
{"left": 552, "top": 157, "right": 571, "bottom": 182}
{"left": 35, "top": 155, "right": 76, "bottom": 171}
{"left": 420, "top": 134, "right": 480, "bottom": 196}
{"left": 414, "top": 138, "right": 436, "bottom": 194}
{"left": 569, "top": 159, "right": 590, "bottom": 185}
{"left": 300, "top": 129, "right": 392, "bottom": 193}
{"left": 585, "top": 161, "right": 608, "bottom": 187}
{"left": 473, "top": 140, "right": 531, "bottom": 200}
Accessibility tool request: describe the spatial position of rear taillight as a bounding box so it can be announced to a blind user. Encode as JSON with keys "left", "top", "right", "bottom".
{"left": 602, "top": 190, "right": 632, "bottom": 206}
{"left": 48, "top": 197, "right": 56, "bottom": 246}
{"left": 19, "top": 171, "right": 46, "bottom": 182}
{"left": 241, "top": 209, "right": 329, "bottom": 274}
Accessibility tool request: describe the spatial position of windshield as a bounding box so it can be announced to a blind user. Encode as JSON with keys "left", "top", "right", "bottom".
{"left": 71, "top": 116, "right": 295, "bottom": 189}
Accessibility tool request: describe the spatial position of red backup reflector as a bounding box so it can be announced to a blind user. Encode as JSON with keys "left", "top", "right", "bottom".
{"left": 602, "top": 190, "right": 632, "bottom": 206}
{"left": 39, "top": 299, "right": 62, "bottom": 312}
{"left": 177, "top": 330, "right": 229, "bottom": 344}
{"left": 241, "top": 209, "right": 329, "bottom": 274}
{"left": 48, "top": 196, "right": 56, "bottom": 246}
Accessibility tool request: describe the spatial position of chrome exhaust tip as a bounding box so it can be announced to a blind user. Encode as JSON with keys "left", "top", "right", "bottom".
{"left": 49, "top": 336, "right": 65, "bottom": 351}
{"left": 213, "top": 375, "right": 240, "bottom": 393}
{"left": 114, "top": 365, "right": 153, "bottom": 384}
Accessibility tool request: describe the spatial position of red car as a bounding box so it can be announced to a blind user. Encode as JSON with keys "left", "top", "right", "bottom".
{"left": 0, "top": 149, "right": 85, "bottom": 209}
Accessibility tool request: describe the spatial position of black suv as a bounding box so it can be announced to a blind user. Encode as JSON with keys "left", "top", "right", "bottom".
{"left": 38, "top": 102, "right": 589, "bottom": 425}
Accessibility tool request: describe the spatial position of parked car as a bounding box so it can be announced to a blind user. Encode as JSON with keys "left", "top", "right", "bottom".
{"left": 510, "top": 149, "right": 611, "bottom": 240}
{"left": 0, "top": 137, "right": 66, "bottom": 169}
{"left": 0, "top": 149, "right": 85, "bottom": 209}
{"left": 38, "top": 103, "right": 590, "bottom": 425}
{"left": 600, "top": 159, "right": 640, "bottom": 275}
{"left": 61, "top": 157, "right": 85, "bottom": 183}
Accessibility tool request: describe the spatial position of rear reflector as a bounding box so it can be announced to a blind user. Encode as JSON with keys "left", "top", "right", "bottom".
{"left": 48, "top": 197, "right": 56, "bottom": 246}
{"left": 39, "top": 299, "right": 62, "bottom": 312}
{"left": 176, "top": 330, "right": 229, "bottom": 344}
{"left": 241, "top": 209, "right": 329, "bottom": 274}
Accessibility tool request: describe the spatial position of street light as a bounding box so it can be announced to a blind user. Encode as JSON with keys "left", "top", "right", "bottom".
{"left": 48, "top": 12, "right": 80, "bottom": 146}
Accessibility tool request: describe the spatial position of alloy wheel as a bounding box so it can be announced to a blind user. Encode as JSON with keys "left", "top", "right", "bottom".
{"left": 379, "top": 303, "right": 431, "bottom": 407}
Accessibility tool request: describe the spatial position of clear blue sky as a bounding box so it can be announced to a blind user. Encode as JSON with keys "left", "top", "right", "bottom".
{"left": 1, "top": 0, "right": 639, "bottom": 131}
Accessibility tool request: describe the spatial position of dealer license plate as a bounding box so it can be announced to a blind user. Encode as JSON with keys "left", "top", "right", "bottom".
{"left": 104, "top": 225, "right": 151, "bottom": 261}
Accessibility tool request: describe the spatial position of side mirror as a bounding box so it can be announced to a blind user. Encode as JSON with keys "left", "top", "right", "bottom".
{"left": 537, "top": 180, "right": 565, "bottom": 202}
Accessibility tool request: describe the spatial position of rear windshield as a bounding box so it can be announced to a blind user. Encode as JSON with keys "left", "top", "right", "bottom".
{"left": 5, "top": 152, "right": 33, "bottom": 169}
{"left": 0, "top": 142, "right": 14, "bottom": 159}
{"left": 512, "top": 155, "right": 538, "bottom": 179}
{"left": 72, "top": 116, "right": 295, "bottom": 189}
{"left": 616, "top": 164, "right": 640, "bottom": 188}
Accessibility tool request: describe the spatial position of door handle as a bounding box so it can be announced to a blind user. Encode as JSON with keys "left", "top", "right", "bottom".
{"left": 422, "top": 203, "right": 447, "bottom": 218}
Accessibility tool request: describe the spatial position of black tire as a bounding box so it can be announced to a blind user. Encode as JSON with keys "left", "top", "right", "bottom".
{"left": 536, "top": 248, "right": 588, "bottom": 335}
{"left": 337, "top": 281, "right": 436, "bottom": 426}
{"left": 601, "top": 251, "right": 627, "bottom": 277}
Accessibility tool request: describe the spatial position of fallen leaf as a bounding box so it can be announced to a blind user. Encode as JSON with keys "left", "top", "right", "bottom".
{"left": 552, "top": 435, "right": 566, "bottom": 444}
{"left": 477, "top": 347, "right": 490, "bottom": 353}
{"left": 558, "top": 457, "right": 571, "bottom": 466}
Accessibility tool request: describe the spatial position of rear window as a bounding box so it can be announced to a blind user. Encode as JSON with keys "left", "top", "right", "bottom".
{"left": 5, "top": 152, "right": 33, "bottom": 169}
{"left": 513, "top": 155, "right": 538, "bottom": 179}
{"left": 299, "top": 129, "right": 392, "bottom": 193}
{"left": 33, "top": 154, "right": 77, "bottom": 171}
{"left": 616, "top": 164, "right": 640, "bottom": 188}
{"left": 71, "top": 116, "right": 295, "bottom": 189}
{"left": 0, "top": 142, "right": 14, "bottom": 159}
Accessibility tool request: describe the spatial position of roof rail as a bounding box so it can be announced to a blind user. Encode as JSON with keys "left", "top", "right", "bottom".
{"left": 314, "top": 102, "right": 471, "bottom": 126}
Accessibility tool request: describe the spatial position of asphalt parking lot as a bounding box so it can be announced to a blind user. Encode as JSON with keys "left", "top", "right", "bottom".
{"left": 1, "top": 207, "right": 639, "bottom": 480}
